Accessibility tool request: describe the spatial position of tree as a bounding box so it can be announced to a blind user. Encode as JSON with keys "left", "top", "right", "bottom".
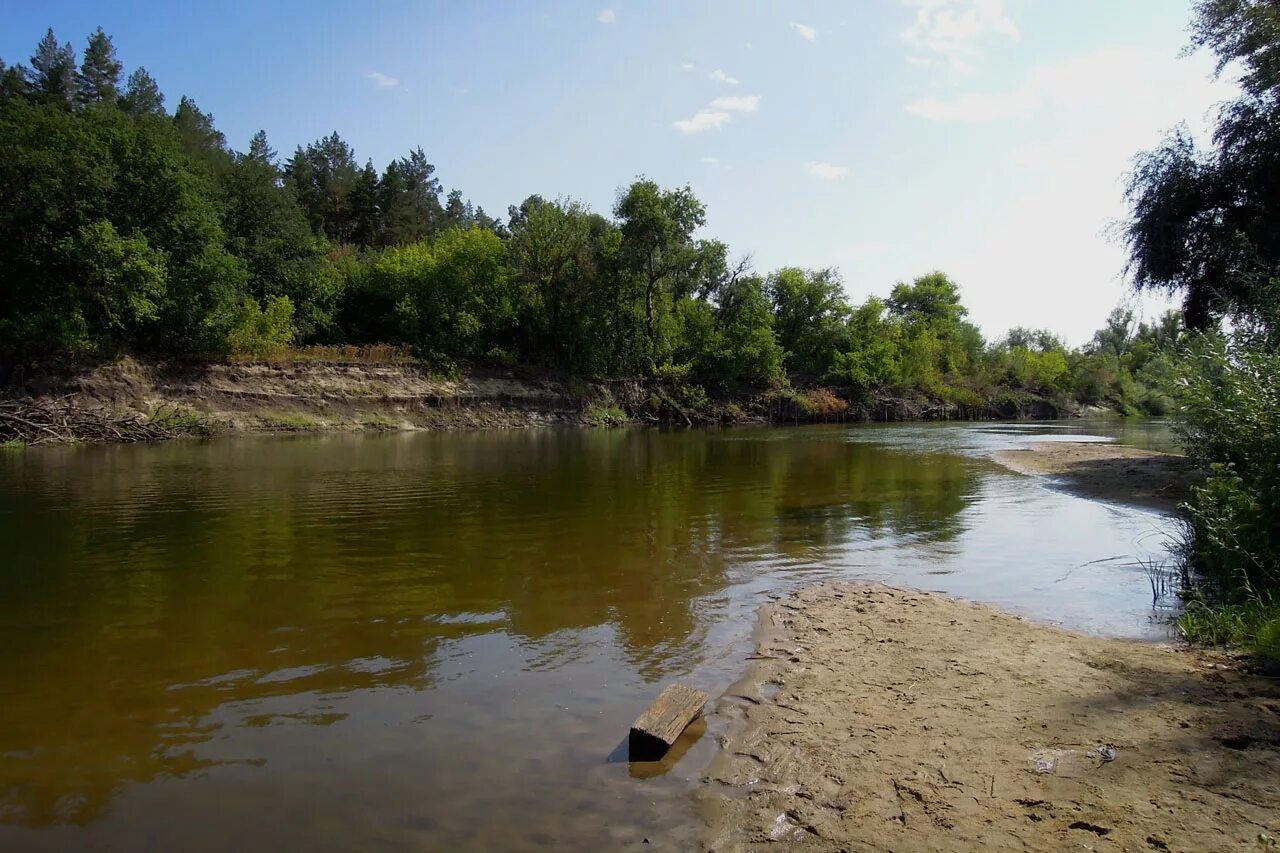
{"left": 614, "top": 180, "right": 714, "bottom": 365}
{"left": 887, "top": 272, "right": 967, "bottom": 326}
{"left": 831, "top": 297, "right": 901, "bottom": 391}
{"left": 285, "top": 132, "right": 360, "bottom": 243}
{"left": 768, "top": 266, "right": 852, "bottom": 375}
{"left": 348, "top": 161, "right": 382, "bottom": 247}
{"left": 362, "top": 228, "right": 515, "bottom": 362}
{"left": 0, "top": 98, "right": 248, "bottom": 355}
{"left": 223, "top": 131, "right": 337, "bottom": 341}
{"left": 705, "top": 275, "right": 784, "bottom": 386}
{"left": 77, "top": 27, "right": 122, "bottom": 106}
{"left": 173, "top": 96, "right": 232, "bottom": 181}
{"left": 120, "top": 67, "right": 164, "bottom": 118}
{"left": 380, "top": 148, "right": 443, "bottom": 245}
{"left": 1191, "top": 0, "right": 1280, "bottom": 97}
{"left": 28, "top": 28, "right": 77, "bottom": 105}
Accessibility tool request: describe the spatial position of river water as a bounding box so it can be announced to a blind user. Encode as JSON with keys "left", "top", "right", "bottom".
{"left": 0, "top": 420, "right": 1179, "bottom": 850}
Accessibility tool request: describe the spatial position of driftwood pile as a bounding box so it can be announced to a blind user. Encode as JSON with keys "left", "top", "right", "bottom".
{"left": 0, "top": 398, "right": 209, "bottom": 445}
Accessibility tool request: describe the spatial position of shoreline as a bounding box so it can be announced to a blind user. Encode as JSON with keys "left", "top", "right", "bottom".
{"left": 0, "top": 358, "right": 1084, "bottom": 447}
{"left": 993, "top": 440, "right": 1200, "bottom": 511}
{"left": 698, "top": 582, "right": 1280, "bottom": 851}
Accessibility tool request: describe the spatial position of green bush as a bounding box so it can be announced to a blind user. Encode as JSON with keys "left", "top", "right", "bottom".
{"left": 1175, "top": 337, "right": 1280, "bottom": 597}
{"left": 225, "top": 295, "right": 296, "bottom": 359}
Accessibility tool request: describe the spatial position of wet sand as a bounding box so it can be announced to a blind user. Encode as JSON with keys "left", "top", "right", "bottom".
{"left": 700, "top": 583, "right": 1280, "bottom": 851}
{"left": 993, "top": 440, "right": 1200, "bottom": 511}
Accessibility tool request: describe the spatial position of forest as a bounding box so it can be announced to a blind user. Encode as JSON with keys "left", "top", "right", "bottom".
{"left": 0, "top": 27, "right": 1182, "bottom": 417}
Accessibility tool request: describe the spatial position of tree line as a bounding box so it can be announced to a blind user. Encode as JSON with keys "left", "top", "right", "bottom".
{"left": 1122, "top": 0, "right": 1280, "bottom": 660}
{"left": 1, "top": 26, "right": 1179, "bottom": 417}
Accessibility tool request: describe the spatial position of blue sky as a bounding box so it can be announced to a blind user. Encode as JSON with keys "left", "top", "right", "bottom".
{"left": 4, "top": 1, "right": 1239, "bottom": 344}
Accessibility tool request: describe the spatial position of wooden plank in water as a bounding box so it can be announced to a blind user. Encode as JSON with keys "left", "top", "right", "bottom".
{"left": 629, "top": 684, "right": 709, "bottom": 759}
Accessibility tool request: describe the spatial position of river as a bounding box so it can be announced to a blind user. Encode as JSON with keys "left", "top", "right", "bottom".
{"left": 0, "top": 420, "right": 1179, "bottom": 850}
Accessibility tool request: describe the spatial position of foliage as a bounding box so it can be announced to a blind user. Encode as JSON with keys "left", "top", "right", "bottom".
{"left": 1173, "top": 337, "right": 1280, "bottom": 595}
{"left": 1123, "top": 0, "right": 1280, "bottom": 662}
{"left": 225, "top": 295, "right": 296, "bottom": 359}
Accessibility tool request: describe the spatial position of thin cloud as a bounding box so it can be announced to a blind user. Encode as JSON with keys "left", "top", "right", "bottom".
{"left": 700, "top": 156, "right": 721, "bottom": 164}
{"left": 904, "top": 46, "right": 1175, "bottom": 123}
{"left": 597, "top": 8, "right": 616, "bottom": 24}
{"left": 790, "top": 22, "right": 818, "bottom": 41}
{"left": 708, "top": 69, "right": 740, "bottom": 85}
{"left": 900, "top": 0, "right": 1017, "bottom": 73}
{"left": 674, "top": 110, "right": 732, "bottom": 134}
{"left": 906, "top": 88, "right": 1035, "bottom": 122}
{"left": 710, "top": 94, "right": 760, "bottom": 112}
{"left": 365, "top": 71, "right": 400, "bottom": 89}
{"left": 681, "top": 62, "right": 697, "bottom": 72}
{"left": 806, "top": 161, "right": 850, "bottom": 180}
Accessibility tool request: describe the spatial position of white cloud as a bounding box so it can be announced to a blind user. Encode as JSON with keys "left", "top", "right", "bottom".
{"left": 790, "top": 21, "right": 818, "bottom": 41}
{"left": 905, "top": 45, "right": 1227, "bottom": 124}
{"left": 905, "top": 88, "right": 1036, "bottom": 121}
{"left": 806, "top": 161, "right": 850, "bottom": 180}
{"left": 708, "top": 69, "right": 739, "bottom": 85}
{"left": 710, "top": 94, "right": 760, "bottom": 112}
{"left": 680, "top": 62, "right": 697, "bottom": 72}
{"left": 365, "top": 71, "right": 400, "bottom": 89}
{"left": 597, "top": 8, "right": 616, "bottom": 24}
{"left": 700, "top": 156, "right": 721, "bottom": 164}
{"left": 674, "top": 110, "right": 732, "bottom": 133}
{"left": 900, "top": 0, "right": 1018, "bottom": 73}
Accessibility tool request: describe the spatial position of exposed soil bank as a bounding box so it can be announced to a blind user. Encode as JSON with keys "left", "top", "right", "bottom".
{"left": 1, "top": 358, "right": 1077, "bottom": 443}
{"left": 994, "top": 441, "right": 1201, "bottom": 511}
{"left": 700, "top": 583, "right": 1280, "bottom": 852}
{"left": 3, "top": 358, "right": 594, "bottom": 437}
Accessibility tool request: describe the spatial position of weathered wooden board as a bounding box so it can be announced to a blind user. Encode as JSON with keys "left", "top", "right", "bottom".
{"left": 629, "top": 684, "right": 709, "bottom": 760}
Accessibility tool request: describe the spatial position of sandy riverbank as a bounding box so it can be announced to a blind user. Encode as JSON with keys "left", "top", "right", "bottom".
{"left": 993, "top": 440, "right": 1201, "bottom": 511}
{"left": 699, "top": 583, "right": 1280, "bottom": 851}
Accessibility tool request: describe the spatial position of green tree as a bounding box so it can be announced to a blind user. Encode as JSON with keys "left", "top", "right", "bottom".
{"left": 767, "top": 266, "right": 852, "bottom": 375}
{"left": 614, "top": 180, "right": 721, "bottom": 366}
{"left": 120, "top": 67, "right": 164, "bottom": 118}
{"left": 173, "top": 96, "right": 232, "bottom": 181}
{"left": 285, "top": 132, "right": 361, "bottom": 244}
{"left": 379, "top": 148, "right": 444, "bottom": 245}
{"left": 77, "top": 27, "right": 122, "bottom": 106}
{"left": 222, "top": 130, "right": 338, "bottom": 341}
{"left": 28, "top": 28, "right": 77, "bottom": 105}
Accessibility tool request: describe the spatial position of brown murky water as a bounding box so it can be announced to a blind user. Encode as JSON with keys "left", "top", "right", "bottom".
{"left": 0, "top": 422, "right": 1178, "bottom": 851}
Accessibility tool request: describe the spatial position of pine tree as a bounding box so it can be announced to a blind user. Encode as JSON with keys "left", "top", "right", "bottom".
{"left": 349, "top": 161, "right": 382, "bottom": 247}
{"left": 120, "top": 67, "right": 164, "bottom": 117}
{"left": 173, "top": 96, "right": 231, "bottom": 179}
{"left": 247, "top": 129, "right": 276, "bottom": 165}
{"left": 28, "top": 28, "right": 78, "bottom": 105}
{"left": 77, "top": 27, "right": 122, "bottom": 105}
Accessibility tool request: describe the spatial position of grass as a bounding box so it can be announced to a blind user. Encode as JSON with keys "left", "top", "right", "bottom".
{"left": 0, "top": 439, "right": 26, "bottom": 451}
{"left": 259, "top": 411, "right": 324, "bottom": 431}
{"left": 228, "top": 344, "right": 417, "bottom": 365}
{"left": 359, "top": 412, "right": 402, "bottom": 430}
{"left": 1177, "top": 598, "right": 1280, "bottom": 664}
{"left": 584, "top": 402, "right": 630, "bottom": 427}
{"left": 147, "top": 404, "right": 218, "bottom": 436}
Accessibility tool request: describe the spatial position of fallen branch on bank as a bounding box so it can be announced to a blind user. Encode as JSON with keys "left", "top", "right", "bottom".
{"left": 0, "top": 398, "right": 215, "bottom": 445}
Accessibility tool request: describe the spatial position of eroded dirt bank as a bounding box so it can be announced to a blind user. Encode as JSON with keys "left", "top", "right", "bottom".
{"left": 5, "top": 358, "right": 594, "bottom": 436}
{"left": 994, "top": 440, "right": 1201, "bottom": 511}
{"left": 700, "top": 583, "right": 1280, "bottom": 852}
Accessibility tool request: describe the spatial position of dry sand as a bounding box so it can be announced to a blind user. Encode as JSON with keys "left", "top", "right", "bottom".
{"left": 699, "top": 584, "right": 1280, "bottom": 851}
{"left": 993, "top": 441, "right": 1201, "bottom": 511}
